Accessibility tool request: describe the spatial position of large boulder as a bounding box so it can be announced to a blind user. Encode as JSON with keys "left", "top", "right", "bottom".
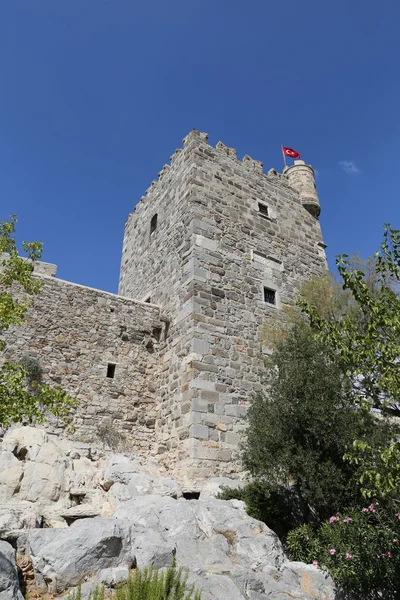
{"left": 0, "top": 540, "right": 24, "bottom": 600}
{"left": 28, "top": 517, "right": 175, "bottom": 593}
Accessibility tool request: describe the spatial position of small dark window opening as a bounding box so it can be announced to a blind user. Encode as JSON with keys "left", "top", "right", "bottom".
{"left": 263, "top": 287, "right": 276, "bottom": 305}
{"left": 258, "top": 203, "right": 269, "bottom": 217}
{"left": 182, "top": 491, "right": 201, "bottom": 500}
{"left": 106, "top": 363, "right": 116, "bottom": 379}
{"left": 153, "top": 326, "right": 162, "bottom": 342}
{"left": 150, "top": 214, "right": 158, "bottom": 235}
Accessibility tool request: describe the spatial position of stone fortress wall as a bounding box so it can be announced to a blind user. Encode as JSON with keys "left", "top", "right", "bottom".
{"left": 1, "top": 130, "right": 327, "bottom": 484}
{"left": 119, "top": 130, "right": 327, "bottom": 483}
{"left": 2, "top": 269, "right": 164, "bottom": 455}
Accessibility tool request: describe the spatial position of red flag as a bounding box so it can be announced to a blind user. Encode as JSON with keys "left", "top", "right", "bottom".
{"left": 282, "top": 146, "right": 301, "bottom": 159}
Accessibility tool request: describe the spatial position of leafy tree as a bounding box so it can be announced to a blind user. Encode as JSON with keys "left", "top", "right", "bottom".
{"left": 0, "top": 215, "right": 76, "bottom": 429}
{"left": 243, "top": 323, "right": 392, "bottom": 524}
{"left": 299, "top": 225, "right": 400, "bottom": 502}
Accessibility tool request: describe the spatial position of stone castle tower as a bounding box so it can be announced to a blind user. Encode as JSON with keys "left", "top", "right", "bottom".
{"left": 2, "top": 130, "right": 327, "bottom": 485}
{"left": 118, "top": 130, "right": 326, "bottom": 482}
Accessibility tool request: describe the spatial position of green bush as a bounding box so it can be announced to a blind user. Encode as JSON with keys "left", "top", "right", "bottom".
{"left": 67, "top": 563, "right": 202, "bottom": 600}
{"left": 286, "top": 503, "right": 400, "bottom": 598}
{"left": 242, "top": 324, "right": 393, "bottom": 525}
{"left": 20, "top": 354, "right": 41, "bottom": 377}
{"left": 218, "top": 482, "right": 303, "bottom": 539}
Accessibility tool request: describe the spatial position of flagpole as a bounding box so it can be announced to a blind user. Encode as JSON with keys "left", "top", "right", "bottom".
{"left": 281, "top": 145, "right": 287, "bottom": 169}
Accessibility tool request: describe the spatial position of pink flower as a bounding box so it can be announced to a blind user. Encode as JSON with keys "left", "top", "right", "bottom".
{"left": 345, "top": 553, "right": 352, "bottom": 560}
{"left": 343, "top": 517, "right": 353, "bottom": 523}
{"left": 368, "top": 504, "right": 376, "bottom": 513}
{"left": 362, "top": 508, "right": 369, "bottom": 513}
{"left": 312, "top": 560, "right": 318, "bottom": 566}
{"left": 329, "top": 548, "right": 336, "bottom": 555}
{"left": 329, "top": 516, "right": 339, "bottom": 523}
{"left": 375, "top": 501, "right": 380, "bottom": 506}
{"left": 376, "top": 553, "right": 381, "bottom": 558}
{"left": 387, "top": 551, "right": 392, "bottom": 558}
{"left": 395, "top": 513, "right": 400, "bottom": 519}
{"left": 393, "top": 538, "right": 398, "bottom": 543}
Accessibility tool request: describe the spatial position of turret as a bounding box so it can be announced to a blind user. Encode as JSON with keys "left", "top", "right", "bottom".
{"left": 285, "top": 160, "right": 320, "bottom": 218}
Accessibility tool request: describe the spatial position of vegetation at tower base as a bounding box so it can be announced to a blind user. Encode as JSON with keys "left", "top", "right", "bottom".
{"left": 221, "top": 225, "right": 400, "bottom": 597}
{"left": 286, "top": 503, "right": 400, "bottom": 599}
{"left": 67, "top": 563, "right": 202, "bottom": 600}
{"left": 241, "top": 324, "right": 393, "bottom": 528}
{"left": 300, "top": 224, "right": 400, "bottom": 502}
{"left": 0, "top": 215, "right": 76, "bottom": 429}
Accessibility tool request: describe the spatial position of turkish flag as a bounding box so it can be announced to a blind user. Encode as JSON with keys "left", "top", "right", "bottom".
{"left": 282, "top": 146, "right": 301, "bottom": 159}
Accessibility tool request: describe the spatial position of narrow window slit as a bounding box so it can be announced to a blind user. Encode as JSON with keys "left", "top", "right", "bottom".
{"left": 150, "top": 214, "right": 158, "bottom": 235}
{"left": 106, "top": 363, "right": 116, "bottom": 379}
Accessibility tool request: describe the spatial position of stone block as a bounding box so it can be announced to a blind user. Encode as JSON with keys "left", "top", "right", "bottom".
{"left": 217, "top": 450, "right": 232, "bottom": 462}
{"left": 191, "top": 338, "right": 210, "bottom": 355}
{"left": 200, "top": 391, "right": 220, "bottom": 403}
{"left": 225, "top": 432, "right": 240, "bottom": 445}
{"left": 195, "top": 235, "right": 219, "bottom": 251}
{"left": 225, "top": 405, "right": 246, "bottom": 418}
{"left": 190, "top": 379, "right": 216, "bottom": 392}
{"left": 190, "top": 424, "right": 209, "bottom": 440}
{"left": 191, "top": 399, "right": 209, "bottom": 413}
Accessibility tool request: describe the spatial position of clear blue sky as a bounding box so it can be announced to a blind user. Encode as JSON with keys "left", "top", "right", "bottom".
{"left": 1, "top": 1, "right": 399, "bottom": 292}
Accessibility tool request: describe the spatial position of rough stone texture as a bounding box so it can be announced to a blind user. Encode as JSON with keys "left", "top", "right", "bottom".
{"left": 0, "top": 428, "right": 336, "bottom": 600}
{"left": 1, "top": 277, "right": 163, "bottom": 453}
{"left": 0, "top": 540, "right": 24, "bottom": 600}
{"left": 118, "top": 129, "right": 327, "bottom": 482}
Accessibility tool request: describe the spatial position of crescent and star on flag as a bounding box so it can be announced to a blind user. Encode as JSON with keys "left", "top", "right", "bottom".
{"left": 281, "top": 145, "right": 301, "bottom": 167}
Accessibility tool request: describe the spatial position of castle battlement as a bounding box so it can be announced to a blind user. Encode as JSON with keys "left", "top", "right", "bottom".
{"left": 131, "top": 130, "right": 316, "bottom": 219}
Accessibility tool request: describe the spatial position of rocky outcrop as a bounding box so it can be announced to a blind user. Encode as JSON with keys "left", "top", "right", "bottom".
{"left": 0, "top": 427, "right": 336, "bottom": 599}
{"left": 0, "top": 540, "right": 24, "bottom": 600}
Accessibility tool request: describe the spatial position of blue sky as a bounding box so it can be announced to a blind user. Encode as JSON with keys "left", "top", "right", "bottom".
{"left": 1, "top": 1, "right": 399, "bottom": 292}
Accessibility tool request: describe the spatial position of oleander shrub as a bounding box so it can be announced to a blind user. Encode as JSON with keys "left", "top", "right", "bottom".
{"left": 286, "top": 502, "right": 400, "bottom": 598}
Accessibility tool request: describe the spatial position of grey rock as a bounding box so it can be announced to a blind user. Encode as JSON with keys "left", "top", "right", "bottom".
{"left": 200, "top": 477, "right": 244, "bottom": 499}
{"left": 0, "top": 540, "right": 24, "bottom": 600}
{"left": 97, "top": 566, "right": 130, "bottom": 586}
{"left": 58, "top": 504, "right": 101, "bottom": 520}
{"left": 0, "top": 451, "right": 24, "bottom": 502}
{"left": 0, "top": 503, "right": 41, "bottom": 532}
{"left": 103, "top": 454, "right": 143, "bottom": 488}
{"left": 28, "top": 518, "right": 137, "bottom": 593}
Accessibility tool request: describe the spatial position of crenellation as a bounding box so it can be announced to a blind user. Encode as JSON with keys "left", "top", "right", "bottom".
{"left": 242, "top": 154, "right": 264, "bottom": 174}
{"left": 158, "top": 164, "right": 170, "bottom": 180}
{"left": 216, "top": 141, "right": 238, "bottom": 160}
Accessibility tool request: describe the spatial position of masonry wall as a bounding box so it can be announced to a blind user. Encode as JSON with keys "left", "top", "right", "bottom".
{"left": 2, "top": 275, "right": 163, "bottom": 454}
{"left": 118, "top": 135, "right": 208, "bottom": 470}
{"left": 119, "top": 130, "right": 327, "bottom": 484}
{"left": 179, "top": 136, "right": 327, "bottom": 481}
